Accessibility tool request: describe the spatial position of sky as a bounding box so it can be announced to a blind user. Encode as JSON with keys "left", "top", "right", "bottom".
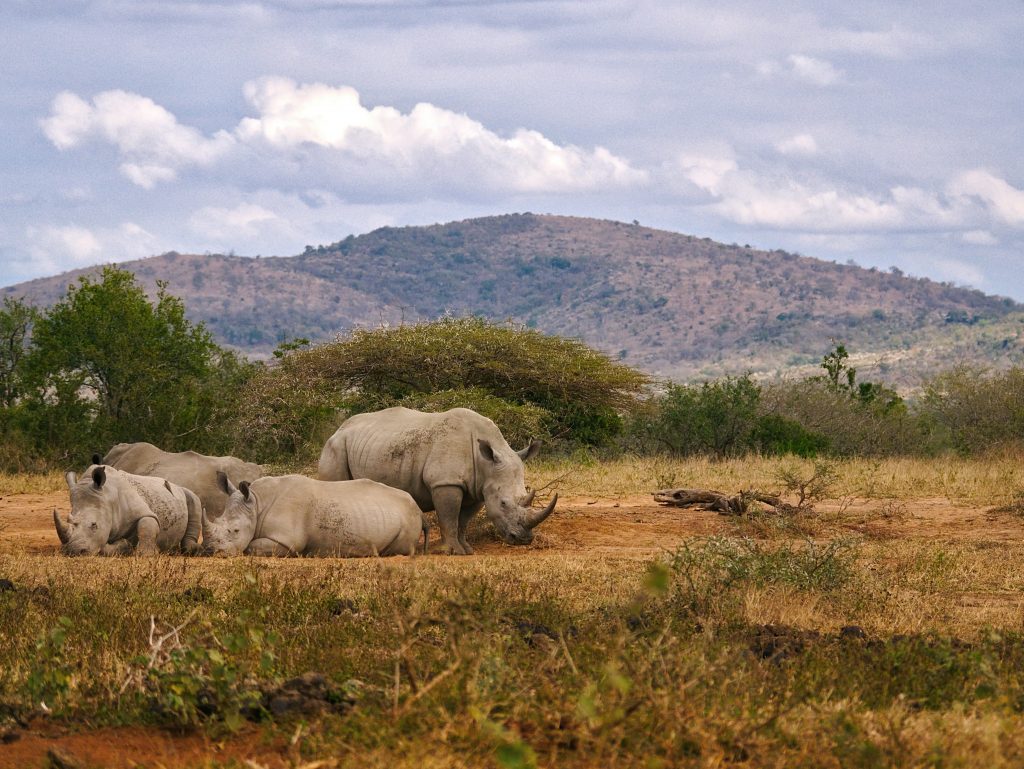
{"left": 2, "top": 1, "right": 1023, "bottom": 297}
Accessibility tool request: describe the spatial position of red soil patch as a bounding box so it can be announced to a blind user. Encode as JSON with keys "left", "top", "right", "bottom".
{"left": 0, "top": 722, "right": 291, "bottom": 769}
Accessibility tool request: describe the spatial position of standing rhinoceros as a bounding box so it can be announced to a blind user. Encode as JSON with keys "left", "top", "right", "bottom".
{"left": 318, "top": 407, "right": 557, "bottom": 555}
{"left": 99, "top": 442, "right": 263, "bottom": 517}
{"left": 54, "top": 465, "right": 201, "bottom": 556}
{"left": 203, "top": 473, "right": 426, "bottom": 557}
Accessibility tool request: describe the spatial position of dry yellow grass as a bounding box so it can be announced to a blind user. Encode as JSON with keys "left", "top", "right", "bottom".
{"left": 8, "top": 456, "right": 1024, "bottom": 767}
{"left": 0, "top": 470, "right": 65, "bottom": 495}
{"left": 532, "top": 452, "right": 1024, "bottom": 505}
{"left": 15, "top": 453, "right": 1024, "bottom": 504}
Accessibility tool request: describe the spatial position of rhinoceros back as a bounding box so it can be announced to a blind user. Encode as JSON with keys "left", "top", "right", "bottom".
{"left": 255, "top": 475, "right": 422, "bottom": 556}
{"left": 103, "top": 442, "right": 262, "bottom": 517}
{"left": 319, "top": 407, "right": 501, "bottom": 511}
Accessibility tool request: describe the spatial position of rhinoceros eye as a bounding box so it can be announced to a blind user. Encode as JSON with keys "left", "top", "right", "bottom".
{"left": 90, "top": 522, "right": 98, "bottom": 529}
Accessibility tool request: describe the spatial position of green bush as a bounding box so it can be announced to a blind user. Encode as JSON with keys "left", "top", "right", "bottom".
{"left": 142, "top": 609, "right": 279, "bottom": 731}
{"left": 627, "top": 374, "right": 826, "bottom": 458}
{"left": 760, "top": 379, "right": 926, "bottom": 457}
{"left": 918, "top": 365, "right": 1024, "bottom": 454}
{"left": 0, "top": 267, "right": 257, "bottom": 468}
{"left": 233, "top": 317, "right": 650, "bottom": 461}
{"left": 659, "top": 536, "right": 859, "bottom": 626}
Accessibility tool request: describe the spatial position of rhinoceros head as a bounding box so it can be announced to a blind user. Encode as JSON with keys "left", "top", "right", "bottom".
{"left": 477, "top": 438, "right": 557, "bottom": 545}
{"left": 203, "top": 472, "right": 258, "bottom": 555}
{"left": 56, "top": 467, "right": 114, "bottom": 556}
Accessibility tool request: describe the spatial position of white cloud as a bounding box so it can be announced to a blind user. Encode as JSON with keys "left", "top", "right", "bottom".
{"left": 674, "top": 150, "right": 737, "bottom": 196}
{"left": 676, "top": 151, "right": 900, "bottom": 230}
{"left": 932, "top": 258, "right": 985, "bottom": 287}
{"left": 24, "top": 222, "right": 159, "bottom": 275}
{"left": 236, "top": 77, "right": 645, "bottom": 192}
{"left": 32, "top": 225, "right": 102, "bottom": 263}
{"left": 815, "top": 23, "right": 934, "bottom": 58}
{"left": 786, "top": 54, "right": 842, "bottom": 86}
{"left": 774, "top": 133, "right": 819, "bottom": 156}
{"left": 672, "top": 149, "right": 986, "bottom": 232}
{"left": 962, "top": 229, "right": 998, "bottom": 246}
{"left": 40, "top": 90, "right": 235, "bottom": 188}
{"left": 949, "top": 169, "right": 1024, "bottom": 226}
{"left": 189, "top": 202, "right": 281, "bottom": 240}
{"left": 41, "top": 78, "right": 646, "bottom": 195}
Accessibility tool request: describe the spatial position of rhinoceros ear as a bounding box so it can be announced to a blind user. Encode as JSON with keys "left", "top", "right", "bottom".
{"left": 239, "top": 481, "right": 251, "bottom": 501}
{"left": 65, "top": 471, "right": 78, "bottom": 489}
{"left": 92, "top": 466, "right": 106, "bottom": 489}
{"left": 477, "top": 439, "right": 497, "bottom": 464}
{"left": 517, "top": 439, "right": 542, "bottom": 463}
{"left": 216, "top": 470, "right": 236, "bottom": 497}
{"left": 91, "top": 453, "right": 102, "bottom": 466}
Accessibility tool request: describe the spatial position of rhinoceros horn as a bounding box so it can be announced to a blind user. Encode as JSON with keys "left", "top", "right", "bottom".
{"left": 524, "top": 493, "right": 558, "bottom": 529}
{"left": 521, "top": 489, "right": 536, "bottom": 507}
{"left": 53, "top": 509, "right": 69, "bottom": 545}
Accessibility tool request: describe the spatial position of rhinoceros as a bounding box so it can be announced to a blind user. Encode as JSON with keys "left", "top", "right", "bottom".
{"left": 317, "top": 407, "right": 557, "bottom": 555}
{"left": 54, "top": 465, "right": 201, "bottom": 556}
{"left": 98, "top": 442, "right": 263, "bottom": 517}
{"left": 203, "top": 473, "right": 426, "bottom": 557}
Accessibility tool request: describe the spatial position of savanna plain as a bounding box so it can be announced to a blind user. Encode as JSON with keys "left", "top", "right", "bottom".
{"left": 5, "top": 454, "right": 1024, "bottom": 768}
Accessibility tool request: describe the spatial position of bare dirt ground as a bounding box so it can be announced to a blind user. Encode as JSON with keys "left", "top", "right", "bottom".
{"left": 8, "top": 491, "right": 1024, "bottom": 557}
{"left": 4, "top": 490, "right": 1024, "bottom": 768}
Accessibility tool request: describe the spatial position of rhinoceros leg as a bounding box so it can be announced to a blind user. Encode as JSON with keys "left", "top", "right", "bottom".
{"left": 245, "top": 538, "right": 296, "bottom": 557}
{"left": 100, "top": 539, "right": 134, "bottom": 556}
{"left": 458, "top": 501, "right": 483, "bottom": 555}
{"left": 135, "top": 517, "right": 161, "bottom": 556}
{"left": 431, "top": 486, "right": 469, "bottom": 555}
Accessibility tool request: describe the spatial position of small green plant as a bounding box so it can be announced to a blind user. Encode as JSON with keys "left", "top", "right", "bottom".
{"left": 137, "top": 608, "right": 280, "bottom": 731}
{"left": 774, "top": 460, "right": 839, "bottom": 508}
{"left": 663, "top": 536, "right": 860, "bottom": 624}
{"left": 472, "top": 706, "right": 539, "bottom": 769}
{"left": 25, "top": 616, "right": 74, "bottom": 713}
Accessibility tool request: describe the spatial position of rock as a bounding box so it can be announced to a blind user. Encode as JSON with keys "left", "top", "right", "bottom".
{"left": 181, "top": 586, "right": 214, "bottom": 603}
{"left": 260, "top": 672, "right": 359, "bottom": 718}
{"left": 840, "top": 625, "right": 867, "bottom": 640}
{"left": 328, "top": 597, "right": 359, "bottom": 616}
{"left": 749, "top": 624, "right": 822, "bottom": 662}
{"left": 46, "top": 747, "right": 86, "bottom": 769}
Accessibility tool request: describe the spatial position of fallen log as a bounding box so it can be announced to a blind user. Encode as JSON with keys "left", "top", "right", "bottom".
{"left": 653, "top": 488, "right": 803, "bottom": 516}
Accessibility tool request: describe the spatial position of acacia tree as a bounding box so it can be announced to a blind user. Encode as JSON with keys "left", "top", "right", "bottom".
{"left": 235, "top": 317, "right": 650, "bottom": 460}
{"left": 20, "top": 266, "right": 231, "bottom": 459}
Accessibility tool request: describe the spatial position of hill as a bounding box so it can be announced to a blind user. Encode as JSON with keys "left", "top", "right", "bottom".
{"left": 6, "top": 213, "right": 1023, "bottom": 385}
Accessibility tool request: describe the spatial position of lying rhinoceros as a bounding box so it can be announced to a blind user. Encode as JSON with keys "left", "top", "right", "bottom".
{"left": 98, "top": 442, "right": 263, "bottom": 517}
{"left": 54, "top": 465, "right": 201, "bottom": 556}
{"left": 203, "top": 473, "right": 427, "bottom": 557}
{"left": 318, "top": 407, "right": 556, "bottom": 555}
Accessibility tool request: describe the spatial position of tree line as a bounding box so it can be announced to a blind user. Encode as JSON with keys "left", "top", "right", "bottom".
{"left": 1, "top": 266, "right": 1021, "bottom": 471}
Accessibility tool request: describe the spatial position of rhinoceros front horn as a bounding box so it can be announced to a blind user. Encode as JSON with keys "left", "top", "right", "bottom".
{"left": 53, "top": 509, "right": 69, "bottom": 545}
{"left": 524, "top": 493, "right": 557, "bottom": 529}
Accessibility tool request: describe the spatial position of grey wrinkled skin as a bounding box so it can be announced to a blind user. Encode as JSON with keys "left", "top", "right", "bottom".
{"left": 203, "top": 474, "right": 426, "bottom": 558}
{"left": 54, "top": 465, "right": 201, "bottom": 556}
{"left": 318, "top": 407, "right": 557, "bottom": 555}
{"left": 101, "top": 442, "right": 263, "bottom": 517}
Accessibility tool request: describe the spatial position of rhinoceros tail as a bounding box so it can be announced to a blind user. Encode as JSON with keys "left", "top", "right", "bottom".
{"left": 421, "top": 514, "right": 430, "bottom": 555}
{"left": 182, "top": 489, "right": 202, "bottom": 553}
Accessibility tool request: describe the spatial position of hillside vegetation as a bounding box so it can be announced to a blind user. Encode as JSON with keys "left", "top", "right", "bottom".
{"left": 5, "top": 214, "right": 1022, "bottom": 385}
